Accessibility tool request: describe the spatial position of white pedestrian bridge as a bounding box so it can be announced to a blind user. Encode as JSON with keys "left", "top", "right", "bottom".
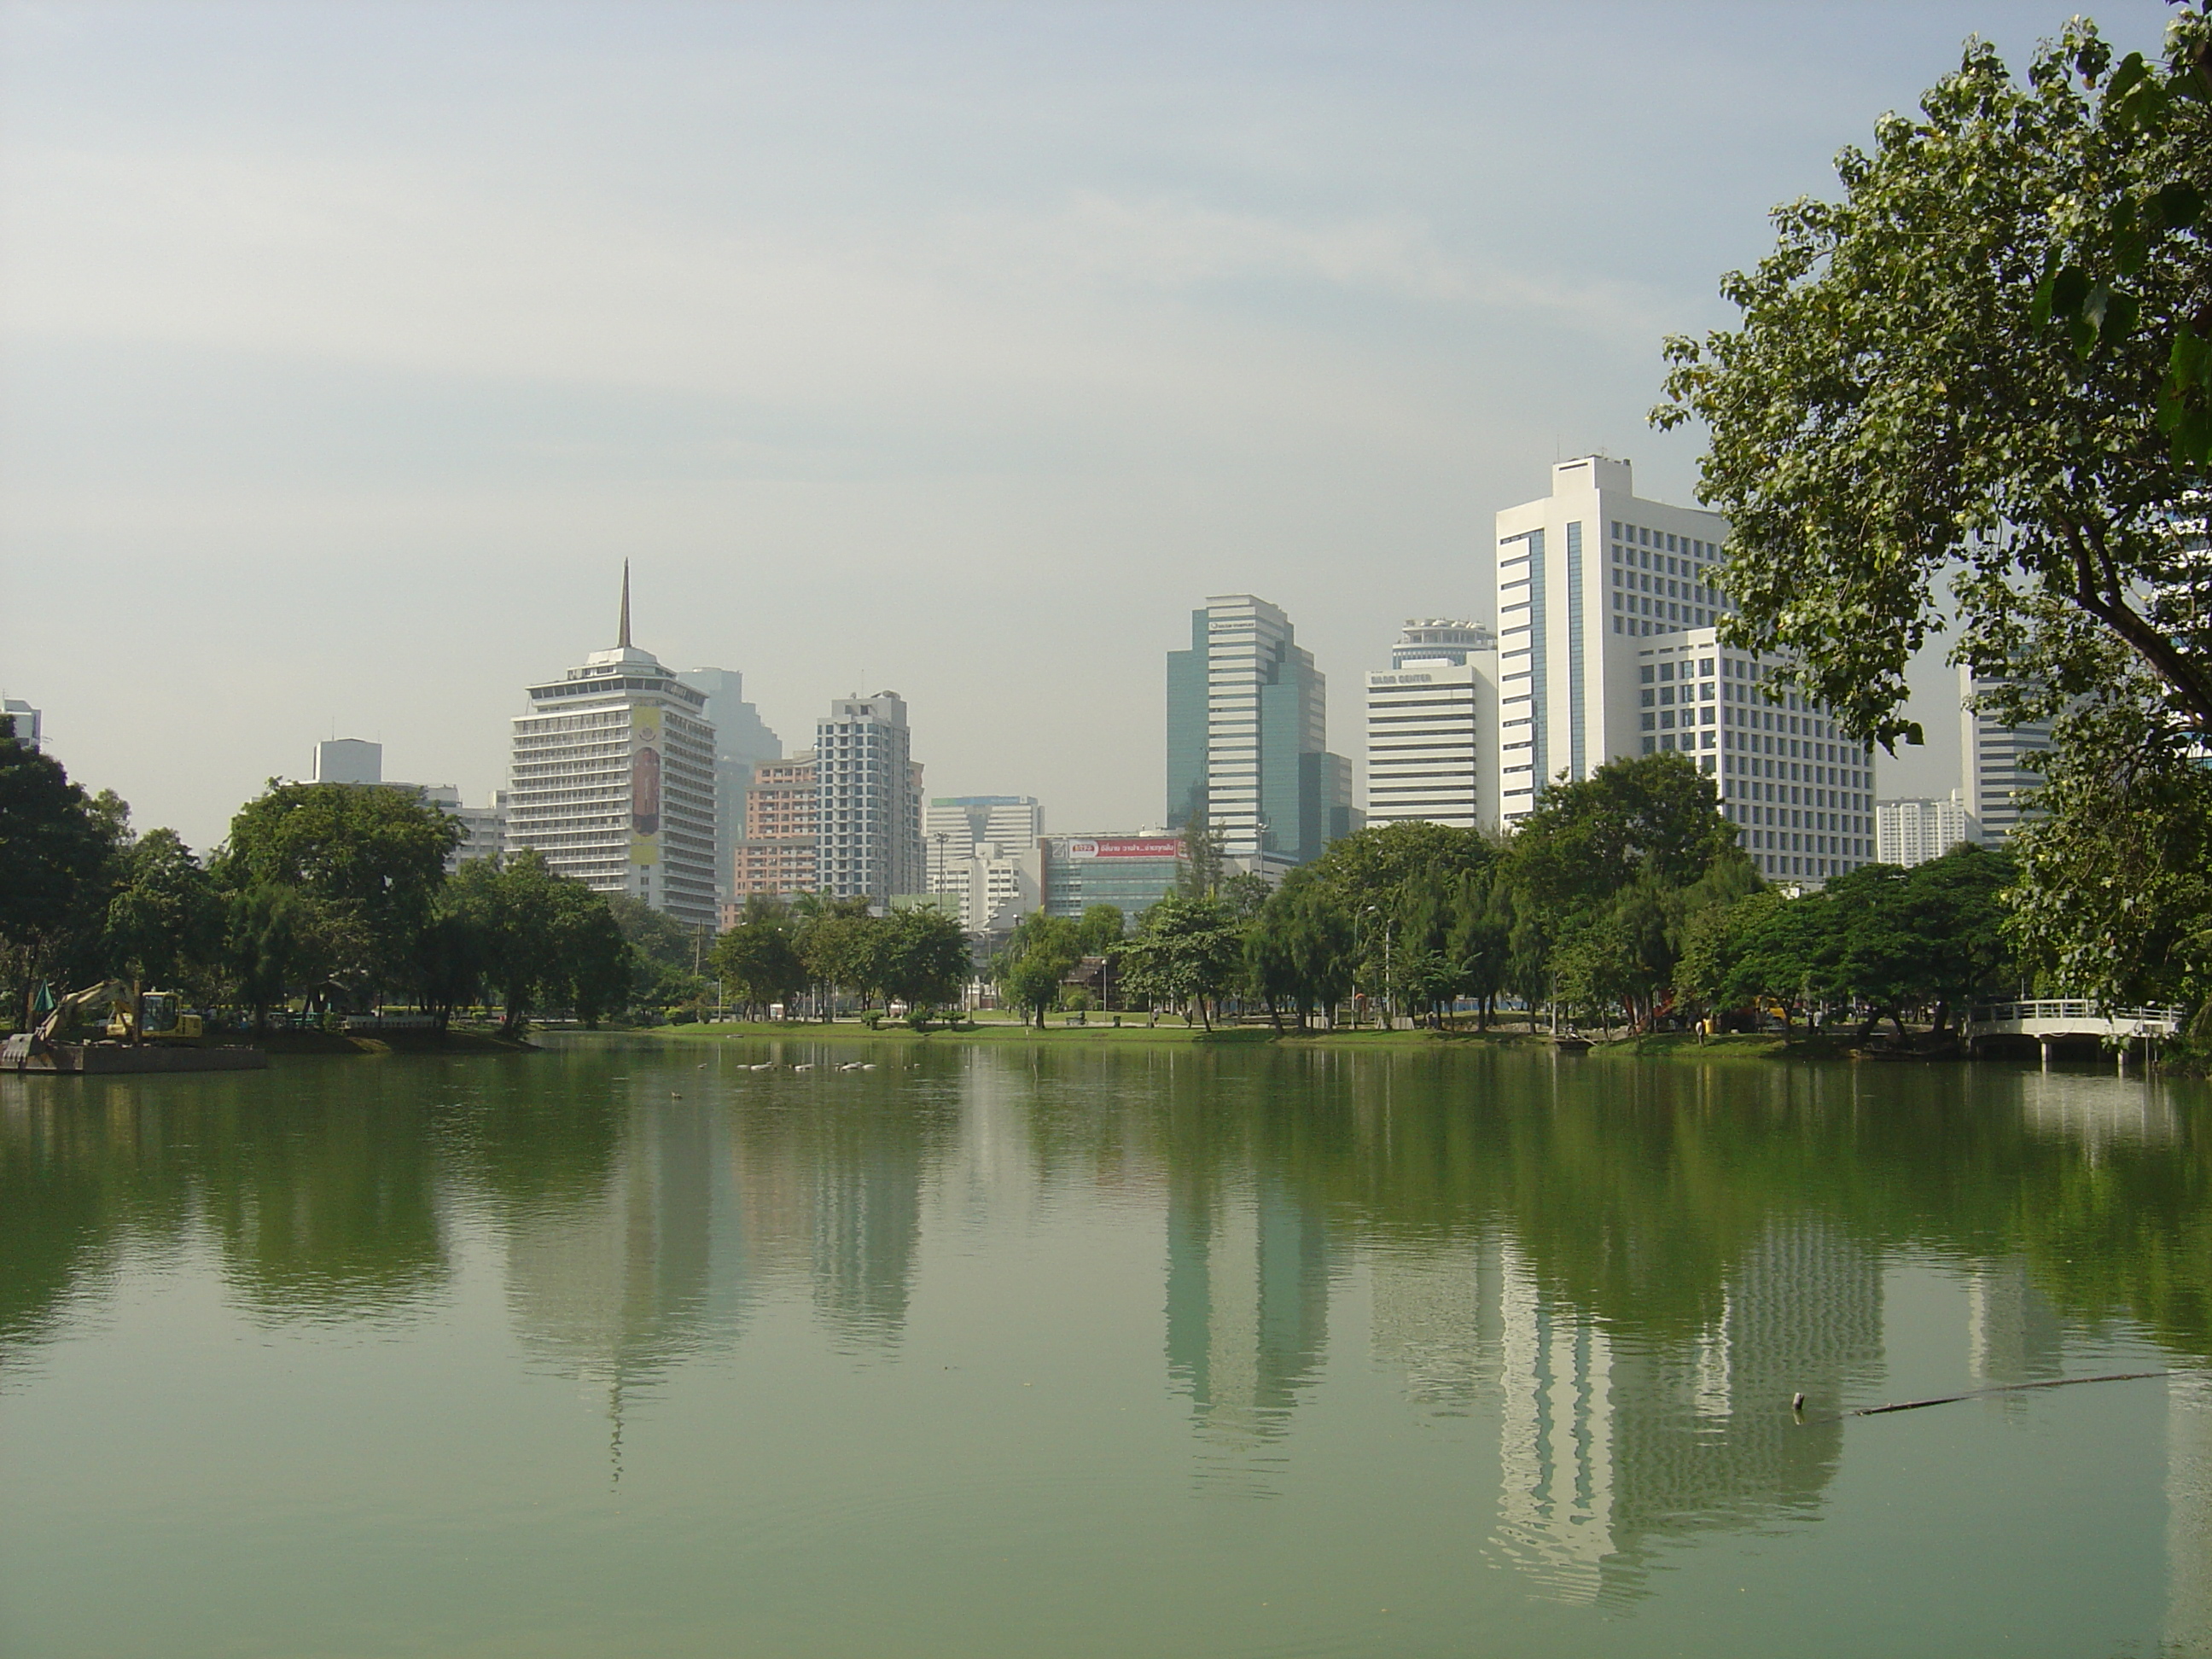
{"left": 1964, "top": 1000, "right": 2186, "bottom": 1062}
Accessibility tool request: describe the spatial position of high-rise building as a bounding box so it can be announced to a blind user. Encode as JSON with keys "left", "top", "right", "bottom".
{"left": 1959, "top": 668, "right": 2054, "bottom": 847}
{"left": 507, "top": 568, "right": 719, "bottom": 928}
{"left": 1487, "top": 459, "right": 1872, "bottom": 884}
{"left": 923, "top": 797, "right": 1043, "bottom": 933}
{"left": 1165, "top": 593, "right": 1357, "bottom": 871}
{"left": 814, "top": 693, "right": 923, "bottom": 906}
{"left": 1642, "top": 628, "right": 1875, "bottom": 885}
{"left": 676, "top": 667, "right": 783, "bottom": 909}
{"left": 1365, "top": 620, "right": 1496, "bottom": 830}
{"left": 1492, "top": 457, "right": 1737, "bottom": 826}
{"left": 1, "top": 699, "right": 40, "bottom": 750}
{"left": 312, "top": 738, "right": 382, "bottom": 784}
{"left": 728, "top": 754, "right": 818, "bottom": 913}
{"left": 1039, "top": 833, "right": 1184, "bottom": 920}
{"left": 1875, "top": 792, "right": 1976, "bottom": 867}
{"left": 923, "top": 797, "right": 1041, "bottom": 885}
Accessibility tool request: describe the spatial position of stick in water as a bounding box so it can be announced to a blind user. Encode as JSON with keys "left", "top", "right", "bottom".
{"left": 1795, "top": 1367, "right": 2203, "bottom": 1423}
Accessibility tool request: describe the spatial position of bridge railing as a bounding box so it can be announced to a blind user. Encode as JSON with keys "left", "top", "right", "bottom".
{"left": 1966, "top": 1001, "right": 2187, "bottom": 1033}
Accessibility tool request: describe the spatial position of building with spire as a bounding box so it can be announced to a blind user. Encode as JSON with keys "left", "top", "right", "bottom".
{"left": 506, "top": 565, "right": 719, "bottom": 928}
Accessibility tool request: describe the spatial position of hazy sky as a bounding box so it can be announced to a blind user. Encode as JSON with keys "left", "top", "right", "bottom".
{"left": 1, "top": 1, "right": 2171, "bottom": 852}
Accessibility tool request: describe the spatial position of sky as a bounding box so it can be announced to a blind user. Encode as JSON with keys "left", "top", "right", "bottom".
{"left": 0, "top": 0, "right": 2175, "bottom": 853}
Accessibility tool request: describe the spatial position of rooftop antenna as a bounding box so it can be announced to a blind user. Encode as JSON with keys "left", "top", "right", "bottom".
{"left": 619, "top": 560, "right": 632, "bottom": 649}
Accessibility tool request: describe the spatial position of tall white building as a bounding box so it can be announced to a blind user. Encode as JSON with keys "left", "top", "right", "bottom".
{"left": 1959, "top": 668, "right": 2054, "bottom": 847}
{"left": 1487, "top": 459, "right": 1872, "bottom": 884}
{"left": 815, "top": 692, "right": 923, "bottom": 906}
{"left": 1365, "top": 620, "right": 1496, "bottom": 830}
{"left": 507, "top": 568, "right": 719, "bottom": 928}
{"left": 1875, "top": 792, "right": 1976, "bottom": 867}
{"left": 1492, "top": 457, "right": 1736, "bottom": 825}
{"left": 1166, "top": 593, "right": 1356, "bottom": 870}
{"left": 1643, "top": 628, "right": 1876, "bottom": 884}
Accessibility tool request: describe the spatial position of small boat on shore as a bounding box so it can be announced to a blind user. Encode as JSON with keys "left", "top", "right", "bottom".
{"left": 1551, "top": 1033, "right": 1595, "bottom": 1055}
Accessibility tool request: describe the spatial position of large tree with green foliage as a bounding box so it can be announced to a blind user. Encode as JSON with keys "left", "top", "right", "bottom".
{"left": 104, "top": 828, "right": 224, "bottom": 993}
{"left": 1655, "top": 12, "right": 2211, "bottom": 747}
{"left": 214, "top": 782, "right": 463, "bottom": 1005}
{"left": 712, "top": 905, "right": 810, "bottom": 1018}
{"left": 446, "top": 852, "right": 632, "bottom": 1033}
{"left": 0, "top": 723, "right": 130, "bottom": 1016}
{"left": 876, "top": 905, "right": 972, "bottom": 1010}
{"left": 997, "top": 912, "right": 1080, "bottom": 1028}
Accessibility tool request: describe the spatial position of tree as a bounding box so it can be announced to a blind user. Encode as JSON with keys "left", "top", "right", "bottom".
{"left": 1245, "top": 873, "right": 1352, "bottom": 1031}
{"left": 797, "top": 904, "right": 883, "bottom": 1017}
{"left": 104, "top": 828, "right": 224, "bottom": 992}
{"left": 876, "top": 905, "right": 971, "bottom": 1010}
{"left": 1449, "top": 870, "right": 1515, "bottom": 1029}
{"left": 1075, "top": 905, "right": 1126, "bottom": 955}
{"left": 214, "top": 782, "right": 463, "bottom": 1006}
{"left": 451, "top": 852, "right": 633, "bottom": 1034}
{"left": 998, "top": 913, "right": 1080, "bottom": 1028}
{"left": 1302, "top": 821, "right": 1496, "bottom": 917}
{"left": 713, "top": 910, "right": 809, "bottom": 1018}
{"left": 1653, "top": 15, "right": 2212, "bottom": 748}
{"left": 1505, "top": 752, "right": 1737, "bottom": 950}
{"left": 227, "top": 882, "right": 312, "bottom": 1033}
{"left": 1174, "top": 811, "right": 1229, "bottom": 899}
{"left": 2003, "top": 690, "right": 2212, "bottom": 1015}
{"left": 0, "top": 724, "right": 125, "bottom": 1018}
{"left": 1120, "top": 895, "right": 1246, "bottom": 1029}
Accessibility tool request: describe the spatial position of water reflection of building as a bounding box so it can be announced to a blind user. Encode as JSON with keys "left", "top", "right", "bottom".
{"left": 1166, "top": 1170, "right": 1329, "bottom": 1452}
{"left": 504, "top": 1100, "right": 731, "bottom": 1386}
{"left": 1965, "top": 1257, "right": 2065, "bottom": 1387}
{"left": 1371, "top": 1217, "right": 1884, "bottom": 1603}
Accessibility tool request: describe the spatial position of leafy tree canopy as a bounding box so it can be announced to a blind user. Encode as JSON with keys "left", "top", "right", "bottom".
{"left": 1655, "top": 13, "right": 2212, "bottom": 748}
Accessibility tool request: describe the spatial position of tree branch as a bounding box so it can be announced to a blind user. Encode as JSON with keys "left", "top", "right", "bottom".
{"left": 2061, "top": 519, "right": 2212, "bottom": 735}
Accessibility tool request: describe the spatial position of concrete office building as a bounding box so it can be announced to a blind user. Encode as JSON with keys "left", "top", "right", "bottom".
{"left": 728, "top": 754, "right": 818, "bottom": 912}
{"left": 1365, "top": 620, "right": 1496, "bottom": 830}
{"left": 924, "top": 797, "right": 1042, "bottom": 887}
{"left": 1040, "top": 834, "right": 1184, "bottom": 920}
{"left": 1639, "top": 629, "right": 1874, "bottom": 884}
{"left": 1960, "top": 669, "right": 2055, "bottom": 847}
{"left": 313, "top": 737, "right": 383, "bottom": 785}
{"left": 924, "top": 797, "right": 1043, "bottom": 934}
{"left": 815, "top": 693, "right": 923, "bottom": 906}
{"left": 932, "top": 844, "right": 1040, "bottom": 934}
{"left": 1166, "top": 593, "right": 1358, "bottom": 873}
{"left": 507, "top": 568, "right": 719, "bottom": 928}
{"left": 678, "top": 668, "right": 783, "bottom": 909}
{"left": 1875, "top": 792, "right": 1976, "bottom": 868}
{"left": 1493, "top": 457, "right": 1737, "bottom": 826}
{"left": 2, "top": 699, "right": 40, "bottom": 749}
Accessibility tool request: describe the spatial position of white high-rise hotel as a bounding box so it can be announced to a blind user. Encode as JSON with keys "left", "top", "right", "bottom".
{"left": 1364, "top": 621, "right": 1496, "bottom": 830}
{"left": 507, "top": 569, "right": 719, "bottom": 928}
{"left": 1493, "top": 458, "right": 1875, "bottom": 884}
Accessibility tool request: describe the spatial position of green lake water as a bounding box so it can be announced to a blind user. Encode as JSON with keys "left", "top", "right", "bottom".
{"left": 3, "top": 1037, "right": 2209, "bottom": 1657}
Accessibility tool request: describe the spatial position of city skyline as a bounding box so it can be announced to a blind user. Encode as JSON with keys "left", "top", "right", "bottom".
{"left": 4, "top": 1, "right": 2151, "bottom": 855}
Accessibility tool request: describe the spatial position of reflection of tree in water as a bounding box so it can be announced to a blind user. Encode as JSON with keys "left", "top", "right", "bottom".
{"left": 0, "top": 1068, "right": 450, "bottom": 1361}
{"left": 994, "top": 1045, "right": 2212, "bottom": 1578}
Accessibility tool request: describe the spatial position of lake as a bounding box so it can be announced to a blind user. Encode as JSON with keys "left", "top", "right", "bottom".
{"left": 3, "top": 1036, "right": 2208, "bottom": 1657}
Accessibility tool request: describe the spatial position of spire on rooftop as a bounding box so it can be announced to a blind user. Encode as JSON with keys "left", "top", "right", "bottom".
{"left": 619, "top": 560, "right": 632, "bottom": 649}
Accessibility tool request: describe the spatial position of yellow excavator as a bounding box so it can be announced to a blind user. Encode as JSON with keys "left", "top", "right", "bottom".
{"left": 34, "top": 981, "right": 202, "bottom": 1045}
